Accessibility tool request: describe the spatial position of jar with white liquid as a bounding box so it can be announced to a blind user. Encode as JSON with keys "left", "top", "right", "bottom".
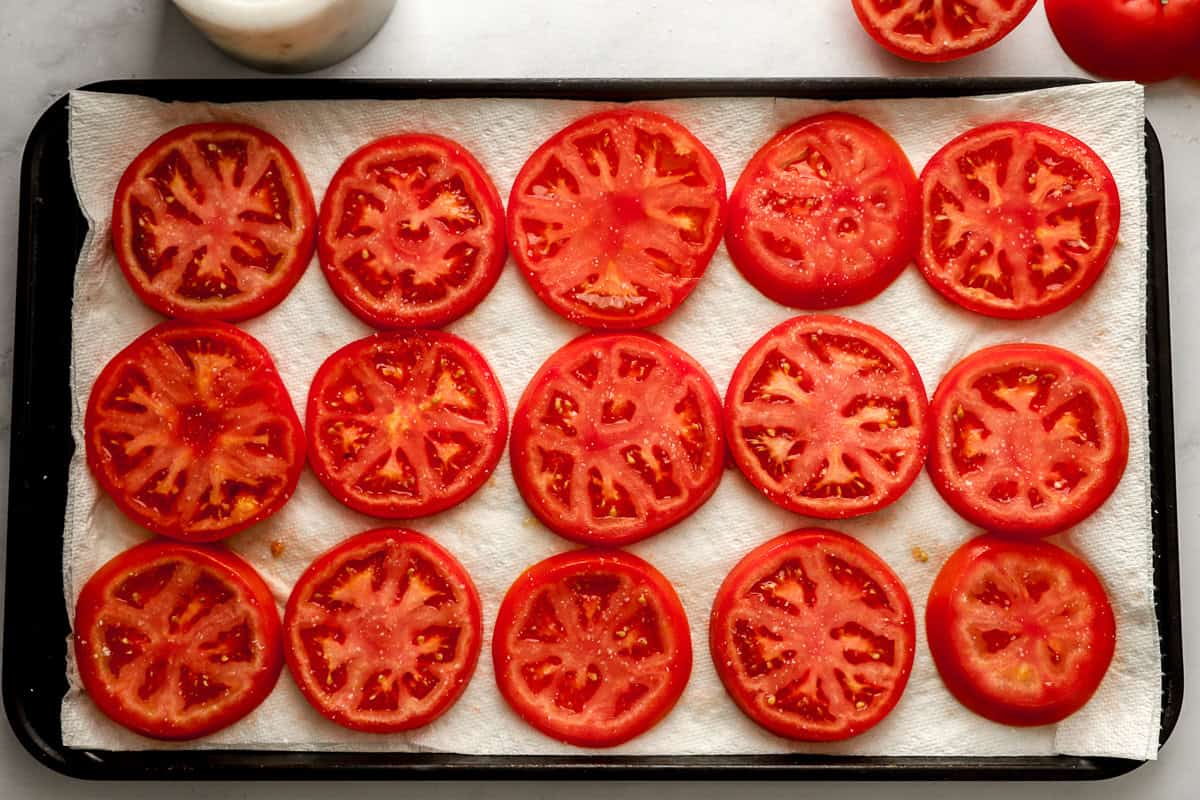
{"left": 173, "top": 0, "right": 397, "bottom": 72}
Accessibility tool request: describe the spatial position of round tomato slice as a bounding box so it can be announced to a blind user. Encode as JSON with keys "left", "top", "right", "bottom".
{"left": 928, "top": 343, "right": 1128, "bottom": 536}
{"left": 306, "top": 330, "right": 507, "bottom": 518}
{"left": 510, "top": 332, "right": 724, "bottom": 545}
{"left": 284, "top": 529, "right": 482, "bottom": 732}
{"left": 73, "top": 540, "right": 282, "bottom": 740}
{"left": 317, "top": 134, "right": 506, "bottom": 329}
{"left": 493, "top": 549, "right": 692, "bottom": 747}
{"left": 112, "top": 123, "right": 316, "bottom": 322}
{"left": 918, "top": 121, "right": 1120, "bottom": 319}
{"left": 710, "top": 529, "right": 915, "bottom": 741}
{"left": 85, "top": 321, "right": 306, "bottom": 541}
{"left": 727, "top": 113, "right": 920, "bottom": 309}
{"left": 927, "top": 534, "right": 1116, "bottom": 726}
{"left": 508, "top": 109, "right": 727, "bottom": 329}
{"left": 851, "top": 0, "right": 1037, "bottom": 62}
{"left": 1045, "top": 0, "right": 1200, "bottom": 84}
{"left": 725, "top": 315, "right": 928, "bottom": 519}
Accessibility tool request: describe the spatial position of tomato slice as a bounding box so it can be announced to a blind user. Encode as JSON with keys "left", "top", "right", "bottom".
{"left": 85, "top": 322, "right": 306, "bottom": 541}
{"left": 926, "top": 534, "right": 1116, "bottom": 726}
{"left": 508, "top": 109, "right": 727, "bottom": 329}
{"left": 73, "top": 540, "right": 282, "bottom": 740}
{"left": 492, "top": 549, "right": 691, "bottom": 747}
{"left": 851, "top": 0, "right": 1037, "bottom": 62}
{"left": 284, "top": 529, "right": 482, "bottom": 732}
{"left": 927, "top": 343, "right": 1128, "bottom": 536}
{"left": 510, "top": 332, "right": 724, "bottom": 545}
{"left": 725, "top": 315, "right": 928, "bottom": 519}
{"left": 306, "top": 330, "right": 507, "bottom": 518}
{"left": 317, "top": 134, "right": 506, "bottom": 329}
{"left": 727, "top": 113, "right": 920, "bottom": 309}
{"left": 1045, "top": 0, "right": 1200, "bottom": 84}
{"left": 918, "top": 121, "right": 1120, "bottom": 319}
{"left": 112, "top": 123, "right": 316, "bottom": 322}
{"left": 710, "top": 529, "right": 915, "bottom": 741}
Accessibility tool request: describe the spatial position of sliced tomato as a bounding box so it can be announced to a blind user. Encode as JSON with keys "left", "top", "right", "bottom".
{"left": 284, "top": 529, "right": 482, "bottom": 732}
{"left": 1045, "top": 0, "right": 1200, "bottom": 84}
{"left": 918, "top": 121, "right": 1120, "bottom": 319}
{"left": 492, "top": 549, "right": 691, "bottom": 747}
{"left": 727, "top": 113, "right": 919, "bottom": 309}
{"left": 510, "top": 332, "right": 724, "bottom": 545}
{"left": 85, "top": 322, "right": 305, "bottom": 541}
{"left": 927, "top": 534, "right": 1116, "bottom": 726}
{"left": 928, "top": 343, "right": 1128, "bottom": 536}
{"left": 711, "top": 529, "right": 915, "bottom": 741}
{"left": 725, "top": 315, "right": 928, "bottom": 519}
{"left": 112, "top": 123, "right": 316, "bottom": 322}
{"left": 317, "top": 134, "right": 506, "bottom": 329}
{"left": 851, "top": 0, "right": 1037, "bottom": 62}
{"left": 73, "top": 540, "right": 282, "bottom": 740}
{"left": 508, "top": 109, "right": 726, "bottom": 329}
{"left": 306, "top": 330, "right": 507, "bottom": 518}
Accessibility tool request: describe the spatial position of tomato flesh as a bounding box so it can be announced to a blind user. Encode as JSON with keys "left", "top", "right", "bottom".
{"left": 85, "top": 321, "right": 306, "bottom": 541}
{"left": 73, "top": 540, "right": 282, "bottom": 740}
{"left": 510, "top": 332, "right": 724, "bottom": 545}
{"left": 1045, "top": 0, "right": 1200, "bottom": 83}
{"left": 318, "top": 134, "right": 506, "bottom": 329}
{"left": 306, "top": 330, "right": 507, "bottom": 518}
{"left": 508, "top": 109, "right": 727, "bottom": 329}
{"left": 711, "top": 529, "right": 915, "bottom": 741}
{"left": 727, "top": 113, "right": 919, "bottom": 309}
{"left": 726, "top": 315, "right": 928, "bottom": 519}
{"left": 112, "top": 123, "right": 316, "bottom": 322}
{"left": 928, "top": 343, "right": 1128, "bottom": 536}
{"left": 918, "top": 121, "right": 1119, "bottom": 319}
{"left": 493, "top": 549, "right": 692, "bottom": 747}
{"left": 851, "top": 0, "right": 1037, "bottom": 62}
{"left": 926, "top": 534, "right": 1116, "bottom": 726}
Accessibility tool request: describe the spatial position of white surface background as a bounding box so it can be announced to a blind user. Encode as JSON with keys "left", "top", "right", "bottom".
{"left": 0, "top": 0, "right": 1196, "bottom": 795}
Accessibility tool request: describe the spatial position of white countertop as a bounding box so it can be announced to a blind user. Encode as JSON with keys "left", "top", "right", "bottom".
{"left": 0, "top": 1, "right": 1195, "bottom": 797}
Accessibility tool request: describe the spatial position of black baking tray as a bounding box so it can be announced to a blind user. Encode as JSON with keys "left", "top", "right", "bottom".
{"left": 4, "top": 78, "right": 1182, "bottom": 780}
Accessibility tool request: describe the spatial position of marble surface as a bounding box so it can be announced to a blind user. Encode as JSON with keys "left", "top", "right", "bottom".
{"left": 0, "top": 0, "right": 1195, "bottom": 796}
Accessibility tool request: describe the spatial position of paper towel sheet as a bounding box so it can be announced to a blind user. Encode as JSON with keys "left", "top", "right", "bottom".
{"left": 61, "top": 83, "right": 1159, "bottom": 760}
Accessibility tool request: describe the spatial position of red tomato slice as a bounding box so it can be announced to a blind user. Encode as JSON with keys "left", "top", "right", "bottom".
{"left": 710, "top": 529, "right": 915, "bottom": 741}
{"left": 727, "top": 113, "right": 920, "bottom": 309}
{"left": 918, "top": 121, "right": 1120, "bottom": 319}
{"left": 306, "top": 330, "right": 507, "bottom": 518}
{"left": 851, "top": 0, "right": 1037, "bottom": 62}
{"left": 317, "top": 134, "right": 506, "bottom": 329}
{"left": 926, "top": 534, "right": 1116, "bottom": 726}
{"left": 927, "top": 343, "right": 1128, "bottom": 536}
{"left": 85, "top": 322, "right": 306, "bottom": 541}
{"left": 508, "top": 109, "right": 727, "bottom": 329}
{"left": 510, "top": 332, "right": 724, "bottom": 545}
{"left": 112, "top": 123, "right": 316, "bottom": 322}
{"left": 73, "top": 540, "right": 282, "bottom": 740}
{"left": 1045, "top": 0, "right": 1200, "bottom": 83}
{"left": 492, "top": 549, "right": 692, "bottom": 747}
{"left": 725, "top": 315, "right": 928, "bottom": 519}
{"left": 284, "top": 529, "right": 482, "bottom": 732}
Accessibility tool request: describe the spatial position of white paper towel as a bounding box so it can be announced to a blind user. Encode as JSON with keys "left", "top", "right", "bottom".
{"left": 61, "top": 83, "right": 1160, "bottom": 760}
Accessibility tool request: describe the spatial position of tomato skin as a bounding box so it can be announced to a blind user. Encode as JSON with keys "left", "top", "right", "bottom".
{"left": 111, "top": 123, "right": 316, "bottom": 322}
{"left": 927, "top": 343, "right": 1128, "bottom": 537}
{"left": 1045, "top": 0, "right": 1200, "bottom": 83}
{"left": 710, "top": 529, "right": 916, "bottom": 741}
{"left": 926, "top": 534, "right": 1116, "bottom": 726}
{"left": 851, "top": 0, "right": 1037, "bottom": 63}
{"left": 492, "top": 549, "right": 692, "bottom": 747}
{"left": 85, "top": 321, "right": 306, "bottom": 542}
{"left": 73, "top": 540, "right": 283, "bottom": 740}
{"left": 727, "top": 113, "right": 920, "bottom": 310}
{"left": 317, "top": 134, "right": 507, "bottom": 329}
{"left": 283, "top": 529, "right": 482, "bottom": 733}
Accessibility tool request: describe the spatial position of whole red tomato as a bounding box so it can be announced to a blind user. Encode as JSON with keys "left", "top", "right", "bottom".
{"left": 1045, "top": 0, "right": 1200, "bottom": 83}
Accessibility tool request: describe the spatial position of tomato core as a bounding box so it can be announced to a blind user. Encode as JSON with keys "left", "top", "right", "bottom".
{"left": 176, "top": 403, "right": 223, "bottom": 453}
